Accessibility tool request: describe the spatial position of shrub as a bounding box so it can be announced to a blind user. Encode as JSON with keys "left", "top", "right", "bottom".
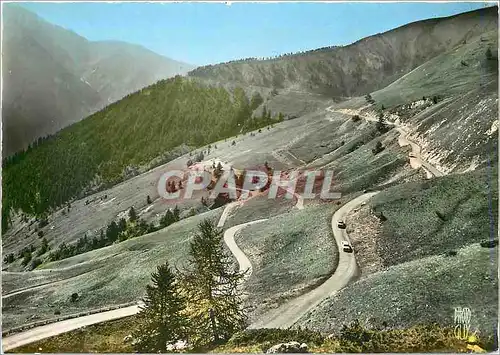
{"left": 37, "top": 230, "right": 44, "bottom": 238}
{"left": 146, "top": 195, "right": 152, "bottom": 204}
{"left": 231, "top": 141, "right": 236, "bottom": 146}
{"left": 486, "top": 48, "right": 493, "bottom": 60}
{"left": 348, "top": 142, "right": 364, "bottom": 153}
{"left": 38, "top": 218, "right": 49, "bottom": 228}
{"left": 21, "top": 252, "right": 32, "bottom": 267}
{"left": 70, "top": 293, "right": 79, "bottom": 302}
{"left": 228, "top": 328, "right": 325, "bottom": 347}
{"left": 445, "top": 250, "right": 457, "bottom": 257}
{"left": 372, "top": 142, "right": 384, "bottom": 155}
{"left": 37, "top": 238, "right": 49, "bottom": 256}
{"left": 54, "top": 310, "right": 61, "bottom": 315}
{"left": 3, "top": 253, "right": 15, "bottom": 264}
{"left": 376, "top": 115, "right": 389, "bottom": 133}
{"left": 351, "top": 115, "right": 361, "bottom": 122}
{"left": 480, "top": 239, "right": 499, "bottom": 248}
{"left": 377, "top": 211, "right": 387, "bottom": 222}
{"left": 435, "top": 210, "right": 447, "bottom": 221}
{"left": 30, "top": 257, "right": 42, "bottom": 270}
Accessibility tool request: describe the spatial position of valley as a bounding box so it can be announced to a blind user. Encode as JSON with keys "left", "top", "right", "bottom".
{"left": 1, "top": 4, "right": 498, "bottom": 354}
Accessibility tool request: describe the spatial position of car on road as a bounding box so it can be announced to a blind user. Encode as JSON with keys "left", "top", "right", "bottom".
{"left": 409, "top": 152, "right": 417, "bottom": 158}
{"left": 341, "top": 241, "right": 353, "bottom": 253}
{"left": 337, "top": 221, "right": 346, "bottom": 229}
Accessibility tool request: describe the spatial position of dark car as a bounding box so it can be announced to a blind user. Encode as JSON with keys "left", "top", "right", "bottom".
{"left": 337, "top": 221, "right": 346, "bottom": 229}
{"left": 341, "top": 241, "right": 353, "bottom": 253}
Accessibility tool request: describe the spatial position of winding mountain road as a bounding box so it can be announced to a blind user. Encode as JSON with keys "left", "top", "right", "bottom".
{"left": 223, "top": 219, "right": 268, "bottom": 279}
{"left": 326, "top": 106, "right": 444, "bottom": 178}
{"left": 2, "top": 187, "right": 374, "bottom": 350}
{"left": 248, "top": 192, "right": 378, "bottom": 329}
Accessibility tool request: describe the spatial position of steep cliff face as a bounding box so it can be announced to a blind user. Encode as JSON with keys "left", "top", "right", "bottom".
{"left": 189, "top": 6, "right": 497, "bottom": 98}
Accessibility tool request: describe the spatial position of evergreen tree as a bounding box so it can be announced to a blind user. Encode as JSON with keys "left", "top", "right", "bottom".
{"left": 129, "top": 207, "right": 138, "bottom": 222}
{"left": 147, "top": 195, "right": 152, "bottom": 204}
{"left": 134, "top": 261, "right": 188, "bottom": 353}
{"left": 376, "top": 113, "right": 388, "bottom": 133}
{"left": 180, "top": 219, "right": 247, "bottom": 347}
{"left": 173, "top": 205, "right": 181, "bottom": 222}
{"left": 118, "top": 218, "right": 127, "bottom": 233}
{"left": 106, "top": 221, "right": 120, "bottom": 243}
{"left": 160, "top": 209, "right": 175, "bottom": 228}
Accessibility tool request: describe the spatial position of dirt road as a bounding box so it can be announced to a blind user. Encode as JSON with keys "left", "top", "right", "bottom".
{"left": 2, "top": 304, "right": 141, "bottom": 351}
{"left": 248, "top": 192, "right": 378, "bottom": 329}
{"left": 326, "top": 106, "right": 444, "bottom": 178}
{"left": 3, "top": 170, "right": 369, "bottom": 349}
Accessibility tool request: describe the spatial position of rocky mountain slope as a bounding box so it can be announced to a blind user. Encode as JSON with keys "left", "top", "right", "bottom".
{"left": 2, "top": 5, "right": 194, "bottom": 156}
{"left": 332, "top": 27, "right": 498, "bottom": 175}
{"left": 189, "top": 6, "right": 497, "bottom": 98}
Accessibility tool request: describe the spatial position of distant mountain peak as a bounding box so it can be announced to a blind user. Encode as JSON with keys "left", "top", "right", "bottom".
{"left": 2, "top": 5, "right": 195, "bottom": 156}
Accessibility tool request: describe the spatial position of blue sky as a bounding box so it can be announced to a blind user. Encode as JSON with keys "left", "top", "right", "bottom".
{"left": 17, "top": 2, "right": 492, "bottom": 66}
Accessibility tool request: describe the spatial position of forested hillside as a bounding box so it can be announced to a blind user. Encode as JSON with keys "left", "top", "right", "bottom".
{"left": 3, "top": 5, "right": 194, "bottom": 155}
{"left": 2, "top": 76, "right": 281, "bottom": 231}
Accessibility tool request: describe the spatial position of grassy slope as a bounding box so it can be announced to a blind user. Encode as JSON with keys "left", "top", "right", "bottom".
{"left": 295, "top": 115, "right": 409, "bottom": 193}
{"left": 372, "top": 30, "right": 498, "bottom": 107}
{"left": 298, "top": 243, "right": 498, "bottom": 337}
{"left": 10, "top": 315, "right": 481, "bottom": 353}
{"left": 373, "top": 30, "right": 498, "bottom": 172}
{"left": 2, "top": 209, "right": 222, "bottom": 329}
{"left": 235, "top": 203, "right": 339, "bottom": 321}
{"left": 298, "top": 167, "right": 498, "bottom": 337}
{"left": 371, "top": 167, "right": 498, "bottom": 267}
{"left": 9, "top": 316, "right": 137, "bottom": 353}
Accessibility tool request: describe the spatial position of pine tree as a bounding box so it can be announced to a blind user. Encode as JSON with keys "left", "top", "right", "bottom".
{"left": 106, "top": 221, "right": 120, "bottom": 243}
{"left": 160, "top": 209, "right": 175, "bottom": 228}
{"left": 134, "top": 261, "right": 188, "bottom": 352}
{"left": 173, "top": 205, "right": 181, "bottom": 222}
{"left": 376, "top": 113, "right": 388, "bottom": 133}
{"left": 129, "top": 207, "right": 137, "bottom": 222}
{"left": 180, "top": 219, "right": 247, "bottom": 347}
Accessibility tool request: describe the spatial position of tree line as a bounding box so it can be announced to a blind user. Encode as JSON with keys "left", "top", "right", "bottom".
{"left": 48, "top": 206, "right": 182, "bottom": 262}
{"left": 2, "top": 77, "right": 284, "bottom": 233}
{"left": 4, "top": 206, "right": 183, "bottom": 267}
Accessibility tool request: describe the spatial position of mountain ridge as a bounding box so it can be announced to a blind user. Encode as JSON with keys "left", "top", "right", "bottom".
{"left": 188, "top": 6, "right": 497, "bottom": 97}
{"left": 2, "top": 4, "right": 195, "bottom": 156}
